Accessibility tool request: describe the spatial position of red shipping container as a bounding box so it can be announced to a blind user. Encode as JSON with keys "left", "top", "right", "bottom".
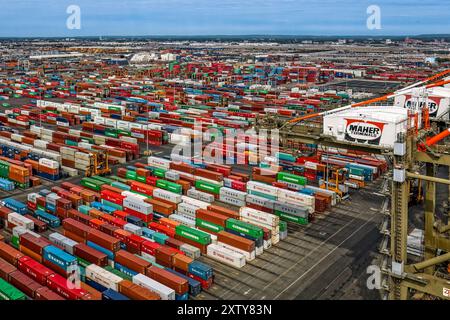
{"left": 141, "top": 241, "right": 161, "bottom": 257}
{"left": 231, "top": 180, "right": 246, "bottom": 192}
{"left": 46, "top": 273, "right": 87, "bottom": 300}
{"left": 17, "top": 256, "right": 54, "bottom": 285}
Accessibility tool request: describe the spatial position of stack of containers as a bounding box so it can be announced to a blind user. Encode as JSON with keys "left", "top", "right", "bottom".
{"left": 224, "top": 218, "right": 264, "bottom": 256}
{"left": 37, "top": 158, "right": 59, "bottom": 181}
{"left": 239, "top": 207, "right": 280, "bottom": 246}
{"left": 75, "top": 152, "right": 90, "bottom": 172}
{"left": 7, "top": 163, "right": 30, "bottom": 188}
{"left": 174, "top": 225, "right": 211, "bottom": 254}
{"left": 276, "top": 171, "right": 307, "bottom": 191}
{"left": 219, "top": 187, "right": 246, "bottom": 207}
{"left": 60, "top": 147, "right": 76, "bottom": 169}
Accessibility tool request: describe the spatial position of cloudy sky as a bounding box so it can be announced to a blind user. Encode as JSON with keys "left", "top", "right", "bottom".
{"left": 0, "top": 0, "right": 448, "bottom": 37}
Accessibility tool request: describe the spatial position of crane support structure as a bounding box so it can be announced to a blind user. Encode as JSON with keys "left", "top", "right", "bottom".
{"left": 255, "top": 69, "right": 450, "bottom": 300}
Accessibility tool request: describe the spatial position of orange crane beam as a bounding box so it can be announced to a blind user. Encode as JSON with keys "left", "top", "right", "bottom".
{"left": 286, "top": 69, "right": 450, "bottom": 126}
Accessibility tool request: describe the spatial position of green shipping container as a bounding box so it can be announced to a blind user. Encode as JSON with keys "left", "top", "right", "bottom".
{"left": 104, "top": 266, "right": 132, "bottom": 281}
{"left": 136, "top": 175, "right": 146, "bottom": 183}
{"left": 153, "top": 167, "right": 166, "bottom": 178}
{"left": 195, "top": 180, "right": 221, "bottom": 195}
{"left": 175, "top": 225, "right": 211, "bottom": 245}
{"left": 118, "top": 129, "right": 131, "bottom": 136}
{"left": 277, "top": 172, "right": 307, "bottom": 186}
{"left": 153, "top": 232, "right": 168, "bottom": 245}
{"left": 11, "top": 236, "right": 19, "bottom": 248}
{"left": 156, "top": 179, "right": 182, "bottom": 194}
{"left": 78, "top": 205, "right": 92, "bottom": 215}
{"left": 101, "top": 199, "right": 123, "bottom": 211}
{"left": 279, "top": 221, "right": 288, "bottom": 232}
{"left": 111, "top": 181, "right": 131, "bottom": 190}
{"left": 91, "top": 176, "right": 114, "bottom": 185}
{"left": 108, "top": 106, "right": 122, "bottom": 112}
{"left": 81, "top": 177, "right": 103, "bottom": 191}
{"left": 110, "top": 175, "right": 129, "bottom": 184}
{"left": 0, "top": 279, "right": 26, "bottom": 300}
{"left": 248, "top": 190, "right": 277, "bottom": 201}
{"left": 195, "top": 218, "right": 224, "bottom": 233}
{"left": 65, "top": 140, "right": 78, "bottom": 146}
{"left": 225, "top": 219, "right": 263, "bottom": 239}
{"left": 77, "top": 257, "right": 92, "bottom": 268}
{"left": 15, "top": 182, "right": 29, "bottom": 190}
{"left": 276, "top": 152, "right": 296, "bottom": 162}
{"left": 81, "top": 138, "right": 95, "bottom": 144}
{"left": 130, "top": 190, "right": 152, "bottom": 198}
{"left": 349, "top": 168, "right": 364, "bottom": 176}
{"left": 126, "top": 170, "right": 137, "bottom": 180}
{"left": 274, "top": 211, "right": 308, "bottom": 225}
{"left": 0, "top": 161, "right": 10, "bottom": 178}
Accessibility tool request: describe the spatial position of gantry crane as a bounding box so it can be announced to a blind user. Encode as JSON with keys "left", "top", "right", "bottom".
{"left": 255, "top": 69, "right": 450, "bottom": 300}
{"left": 85, "top": 150, "right": 111, "bottom": 177}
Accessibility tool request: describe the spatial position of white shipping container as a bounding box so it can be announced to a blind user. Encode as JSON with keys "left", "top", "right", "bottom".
{"left": 180, "top": 243, "right": 201, "bottom": 259}
{"left": 220, "top": 187, "right": 247, "bottom": 201}
{"left": 245, "top": 194, "right": 275, "bottom": 210}
{"left": 169, "top": 214, "right": 196, "bottom": 227}
{"left": 11, "top": 134, "right": 22, "bottom": 143}
{"left": 239, "top": 207, "right": 279, "bottom": 227}
{"left": 255, "top": 245, "right": 264, "bottom": 256}
{"left": 46, "top": 193, "right": 60, "bottom": 206}
{"left": 207, "top": 244, "right": 246, "bottom": 268}
{"left": 219, "top": 194, "right": 246, "bottom": 207}
{"left": 148, "top": 156, "right": 171, "bottom": 169}
{"left": 12, "top": 226, "right": 34, "bottom": 238}
{"left": 186, "top": 188, "right": 215, "bottom": 203}
{"left": 272, "top": 233, "right": 280, "bottom": 245}
{"left": 85, "top": 264, "right": 123, "bottom": 291}
{"left": 132, "top": 274, "right": 175, "bottom": 300}
{"left": 165, "top": 170, "right": 180, "bottom": 181}
{"left": 304, "top": 161, "right": 318, "bottom": 170}
{"left": 394, "top": 87, "right": 450, "bottom": 120}
{"left": 274, "top": 201, "right": 309, "bottom": 218}
{"left": 153, "top": 189, "right": 182, "bottom": 204}
{"left": 241, "top": 216, "right": 279, "bottom": 235}
{"left": 49, "top": 233, "right": 77, "bottom": 255}
{"left": 176, "top": 202, "right": 197, "bottom": 217}
{"left": 78, "top": 142, "right": 93, "bottom": 150}
{"left": 75, "top": 152, "right": 90, "bottom": 161}
{"left": 33, "top": 140, "right": 48, "bottom": 149}
{"left": 247, "top": 181, "right": 278, "bottom": 196}
{"left": 181, "top": 196, "right": 209, "bottom": 209}
{"left": 277, "top": 189, "right": 315, "bottom": 207}
{"left": 169, "top": 133, "right": 190, "bottom": 144}
{"left": 124, "top": 223, "right": 143, "bottom": 235}
{"left": 263, "top": 239, "right": 272, "bottom": 250}
{"left": 223, "top": 177, "right": 232, "bottom": 188}
{"left": 123, "top": 197, "right": 152, "bottom": 215}
{"left": 38, "top": 158, "right": 59, "bottom": 169}
{"left": 323, "top": 106, "right": 408, "bottom": 148}
{"left": 217, "top": 242, "right": 255, "bottom": 262}
{"left": 121, "top": 191, "right": 148, "bottom": 202}
{"left": 27, "top": 193, "right": 39, "bottom": 203}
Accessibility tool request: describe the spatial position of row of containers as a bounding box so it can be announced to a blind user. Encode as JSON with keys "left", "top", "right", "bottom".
{"left": 0, "top": 118, "right": 142, "bottom": 186}
{"left": 0, "top": 153, "right": 347, "bottom": 299}
{"left": 0, "top": 190, "right": 213, "bottom": 300}
{"left": 0, "top": 151, "right": 387, "bottom": 301}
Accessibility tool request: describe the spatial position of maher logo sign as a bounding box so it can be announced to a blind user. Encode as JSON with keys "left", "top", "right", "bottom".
{"left": 404, "top": 95, "right": 441, "bottom": 116}
{"left": 345, "top": 119, "right": 386, "bottom": 145}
